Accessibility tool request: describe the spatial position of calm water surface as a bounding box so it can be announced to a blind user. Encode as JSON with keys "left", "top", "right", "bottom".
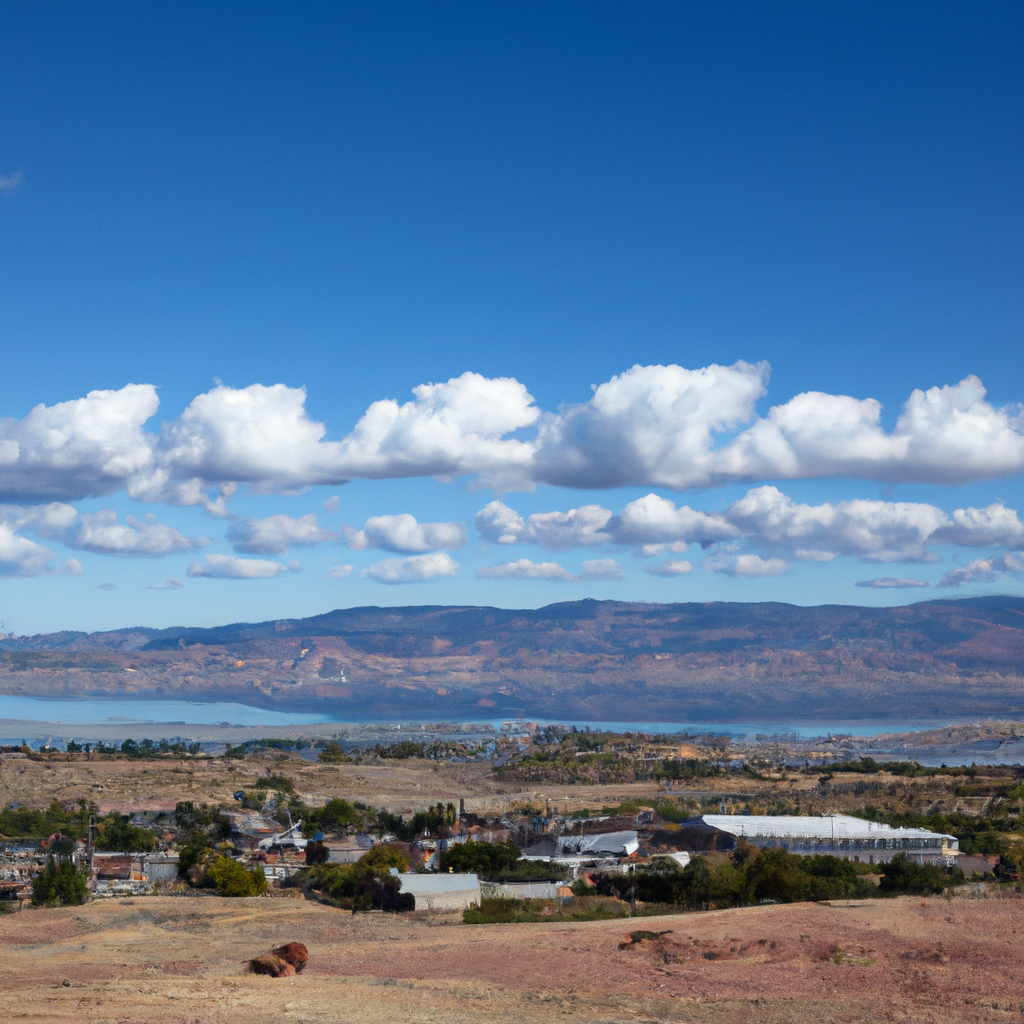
{"left": 0, "top": 694, "right": 962, "bottom": 739}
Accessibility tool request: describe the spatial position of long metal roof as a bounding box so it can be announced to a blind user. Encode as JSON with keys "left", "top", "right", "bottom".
{"left": 701, "top": 813, "right": 957, "bottom": 842}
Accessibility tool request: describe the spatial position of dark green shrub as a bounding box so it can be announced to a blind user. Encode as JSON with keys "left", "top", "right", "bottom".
{"left": 94, "top": 812, "right": 156, "bottom": 852}
{"left": 31, "top": 856, "right": 88, "bottom": 907}
{"left": 205, "top": 854, "right": 268, "bottom": 897}
{"left": 318, "top": 742, "right": 350, "bottom": 763}
{"left": 439, "top": 840, "right": 522, "bottom": 877}
{"left": 878, "top": 853, "right": 948, "bottom": 895}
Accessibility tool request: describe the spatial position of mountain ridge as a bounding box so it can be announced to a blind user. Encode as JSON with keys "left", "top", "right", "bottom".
{"left": 2, "top": 596, "right": 1024, "bottom": 722}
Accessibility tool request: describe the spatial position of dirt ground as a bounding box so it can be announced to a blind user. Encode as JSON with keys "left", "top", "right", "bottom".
{"left": 3, "top": 891, "right": 1023, "bottom": 1023}
{"left": 0, "top": 751, "right": 686, "bottom": 816}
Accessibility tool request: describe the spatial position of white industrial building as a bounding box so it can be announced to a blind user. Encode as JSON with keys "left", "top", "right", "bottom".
{"left": 701, "top": 814, "right": 959, "bottom": 866}
{"left": 392, "top": 870, "right": 480, "bottom": 910}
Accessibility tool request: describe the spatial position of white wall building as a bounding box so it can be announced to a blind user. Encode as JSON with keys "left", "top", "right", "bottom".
{"left": 701, "top": 814, "right": 959, "bottom": 866}
{"left": 392, "top": 870, "right": 480, "bottom": 910}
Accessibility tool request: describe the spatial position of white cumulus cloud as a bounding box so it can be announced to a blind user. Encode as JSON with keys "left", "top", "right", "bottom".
{"left": 360, "top": 552, "right": 459, "bottom": 584}
{"left": 0, "top": 523, "right": 59, "bottom": 578}
{"left": 716, "top": 376, "right": 1024, "bottom": 487}
{"left": 331, "top": 372, "right": 538, "bottom": 486}
{"left": 613, "top": 493, "right": 737, "bottom": 548}
{"left": 0, "top": 385, "right": 158, "bottom": 502}
{"left": 0, "top": 503, "right": 206, "bottom": 558}
{"left": 938, "top": 554, "right": 1024, "bottom": 588}
{"left": 2, "top": 367, "right": 1024, "bottom": 512}
{"left": 227, "top": 513, "right": 338, "bottom": 555}
{"left": 723, "top": 486, "right": 948, "bottom": 563}
{"left": 476, "top": 557, "right": 623, "bottom": 582}
{"left": 533, "top": 361, "right": 769, "bottom": 490}
{"left": 705, "top": 552, "right": 792, "bottom": 577}
{"left": 345, "top": 513, "right": 466, "bottom": 553}
{"left": 187, "top": 554, "right": 300, "bottom": 579}
{"left": 933, "top": 503, "right": 1024, "bottom": 549}
{"left": 476, "top": 558, "right": 576, "bottom": 581}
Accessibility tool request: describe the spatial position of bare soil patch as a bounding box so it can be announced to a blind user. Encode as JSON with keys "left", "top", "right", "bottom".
{"left": 2, "top": 892, "right": 1022, "bottom": 1022}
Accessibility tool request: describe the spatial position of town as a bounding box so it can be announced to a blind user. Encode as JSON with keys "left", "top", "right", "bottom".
{"left": 3, "top": 722, "right": 1018, "bottom": 917}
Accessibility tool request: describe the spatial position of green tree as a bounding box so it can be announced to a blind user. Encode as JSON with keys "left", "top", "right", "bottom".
{"left": 744, "top": 848, "right": 809, "bottom": 904}
{"left": 318, "top": 741, "right": 350, "bottom": 763}
{"left": 439, "top": 840, "right": 522, "bottom": 876}
{"left": 307, "top": 844, "right": 410, "bottom": 909}
{"left": 31, "top": 855, "right": 88, "bottom": 907}
{"left": 94, "top": 812, "right": 156, "bottom": 852}
{"left": 205, "top": 854, "right": 268, "bottom": 897}
{"left": 878, "top": 853, "right": 948, "bottom": 895}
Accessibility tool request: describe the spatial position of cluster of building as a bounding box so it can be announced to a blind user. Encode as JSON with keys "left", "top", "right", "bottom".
{"left": 0, "top": 804, "right": 961, "bottom": 911}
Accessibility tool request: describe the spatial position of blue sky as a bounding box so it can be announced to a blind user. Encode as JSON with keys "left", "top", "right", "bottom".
{"left": 1, "top": 2, "right": 1022, "bottom": 634}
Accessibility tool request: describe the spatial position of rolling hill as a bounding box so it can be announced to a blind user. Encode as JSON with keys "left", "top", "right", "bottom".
{"left": 2, "top": 596, "right": 1024, "bottom": 722}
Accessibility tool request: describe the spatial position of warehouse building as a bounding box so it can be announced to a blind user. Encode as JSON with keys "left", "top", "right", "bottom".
{"left": 700, "top": 813, "right": 959, "bottom": 866}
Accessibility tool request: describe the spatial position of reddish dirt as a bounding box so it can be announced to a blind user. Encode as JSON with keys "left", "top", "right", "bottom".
{"left": 1, "top": 891, "right": 1022, "bottom": 1022}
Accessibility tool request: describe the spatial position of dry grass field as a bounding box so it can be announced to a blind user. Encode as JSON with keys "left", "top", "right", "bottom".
{"left": 0, "top": 750, "right": 701, "bottom": 816}
{"left": 3, "top": 891, "right": 1023, "bottom": 1023}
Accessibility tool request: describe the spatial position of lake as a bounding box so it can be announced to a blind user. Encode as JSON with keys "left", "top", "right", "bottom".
{"left": 0, "top": 693, "right": 963, "bottom": 740}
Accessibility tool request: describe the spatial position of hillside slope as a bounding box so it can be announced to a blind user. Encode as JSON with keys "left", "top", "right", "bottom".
{"left": 2, "top": 596, "right": 1024, "bottom": 721}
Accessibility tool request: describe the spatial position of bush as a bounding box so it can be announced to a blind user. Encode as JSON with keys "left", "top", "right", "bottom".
{"left": 31, "top": 856, "right": 88, "bottom": 907}
{"left": 313, "top": 798, "right": 358, "bottom": 832}
{"left": 0, "top": 798, "right": 92, "bottom": 841}
{"left": 205, "top": 855, "right": 268, "bottom": 897}
{"left": 94, "top": 812, "right": 156, "bottom": 852}
{"left": 307, "top": 844, "right": 410, "bottom": 910}
{"left": 745, "top": 848, "right": 809, "bottom": 904}
{"left": 878, "top": 853, "right": 948, "bottom": 895}
{"left": 254, "top": 775, "right": 294, "bottom": 794}
{"left": 439, "top": 840, "right": 522, "bottom": 877}
{"left": 318, "top": 742, "right": 350, "bottom": 764}
{"left": 464, "top": 896, "right": 628, "bottom": 925}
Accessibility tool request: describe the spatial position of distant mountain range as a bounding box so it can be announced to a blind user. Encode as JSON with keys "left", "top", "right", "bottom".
{"left": 2, "top": 596, "right": 1024, "bottom": 723}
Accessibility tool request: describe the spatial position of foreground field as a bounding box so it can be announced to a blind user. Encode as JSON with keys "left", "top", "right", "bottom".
{"left": 2, "top": 892, "right": 1021, "bottom": 1023}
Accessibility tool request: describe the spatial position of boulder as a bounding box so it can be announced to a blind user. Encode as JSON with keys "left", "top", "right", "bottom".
{"left": 271, "top": 942, "right": 309, "bottom": 973}
{"left": 248, "top": 954, "right": 296, "bottom": 978}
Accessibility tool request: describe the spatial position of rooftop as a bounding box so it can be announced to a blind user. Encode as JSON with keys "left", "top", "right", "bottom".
{"left": 701, "top": 813, "right": 957, "bottom": 842}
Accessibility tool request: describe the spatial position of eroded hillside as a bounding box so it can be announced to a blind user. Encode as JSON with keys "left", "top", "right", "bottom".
{"left": 2, "top": 597, "right": 1024, "bottom": 721}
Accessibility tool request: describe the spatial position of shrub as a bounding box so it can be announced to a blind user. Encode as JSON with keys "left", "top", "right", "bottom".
{"left": 745, "top": 848, "right": 809, "bottom": 904}
{"left": 464, "top": 896, "right": 628, "bottom": 925}
{"left": 205, "top": 854, "right": 268, "bottom": 897}
{"left": 254, "top": 775, "right": 294, "bottom": 794}
{"left": 31, "top": 856, "right": 88, "bottom": 907}
{"left": 315, "top": 798, "right": 358, "bottom": 831}
{"left": 94, "top": 812, "right": 156, "bottom": 852}
{"left": 439, "top": 840, "right": 522, "bottom": 877}
{"left": 318, "top": 742, "right": 350, "bottom": 764}
{"left": 878, "top": 853, "right": 948, "bottom": 895}
{"left": 307, "top": 844, "right": 410, "bottom": 910}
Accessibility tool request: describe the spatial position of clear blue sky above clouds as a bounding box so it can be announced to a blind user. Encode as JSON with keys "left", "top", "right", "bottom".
{"left": 1, "top": 1, "right": 1022, "bottom": 633}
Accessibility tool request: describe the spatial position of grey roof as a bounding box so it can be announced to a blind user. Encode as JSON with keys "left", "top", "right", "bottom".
{"left": 392, "top": 871, "right": 480, "bottom": 894}
{"left": 701, "top": 814, "right": 957, "bottom": 842}
{"left": 556, "top": 830, "right": 639, "bottom": 856}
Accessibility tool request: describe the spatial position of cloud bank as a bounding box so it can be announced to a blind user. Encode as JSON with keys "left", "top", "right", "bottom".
{"left": 187, "top": 554, "right": 300, "bottom": 579}
{"left": 360, "top": 552, "right": 459, "bottom": 584}
{"left": 476, "top": 558, "right": 624, "bottom": 582}
{"left": 478, "top": 489, "right": 1024, "bottom": 571}
{"left": 1, "top": 365, "right": 1021, "bottom": 509}
{"left": 345, "top": 513, "right": 466, "bottom": 553}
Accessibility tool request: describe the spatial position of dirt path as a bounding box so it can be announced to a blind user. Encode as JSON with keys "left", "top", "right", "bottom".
{"left": 2, "top": 892, "right": 1022, "bottom": 1022}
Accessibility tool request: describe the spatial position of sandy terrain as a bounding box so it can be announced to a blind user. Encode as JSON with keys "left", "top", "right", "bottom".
{"left": 0, "top": 750, "right": 681, "bottom": 817}
{"left": 4, "top": 747, "right": 1004, "bottom": 823}
{"left": 2, "top": 891, "right": 1022, "bottom": 1023}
